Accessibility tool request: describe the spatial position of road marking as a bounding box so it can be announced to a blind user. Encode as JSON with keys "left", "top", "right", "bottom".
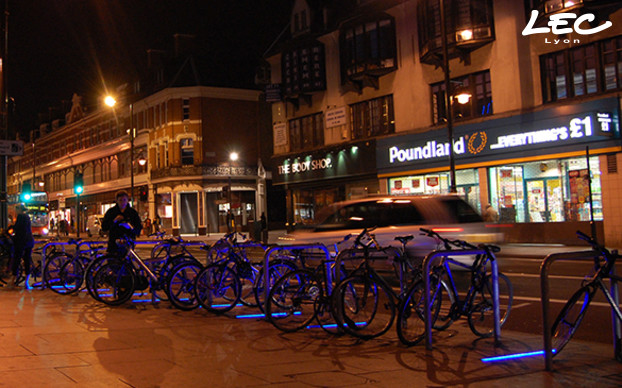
{"left": 511, "top": 302, "right": 531, "bottom": 310}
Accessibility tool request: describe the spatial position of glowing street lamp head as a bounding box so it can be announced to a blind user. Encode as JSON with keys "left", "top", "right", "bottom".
{"left": 104, "top": 95, "right": 117, "bottom": 107}
{"left": 229, "top": 152, "right": 239, "bottom": 162}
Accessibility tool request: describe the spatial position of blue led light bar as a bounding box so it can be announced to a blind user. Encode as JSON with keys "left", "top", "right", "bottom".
{"left": 481, "top": 349, "right": 556, "bottom": 363}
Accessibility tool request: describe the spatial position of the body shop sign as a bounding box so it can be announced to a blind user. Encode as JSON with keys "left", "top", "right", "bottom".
{"left": 278, "top": 157, "right": 332, "bottom": 175}
{"left": 378, "top": 98, "right": 619, "bottom": 172}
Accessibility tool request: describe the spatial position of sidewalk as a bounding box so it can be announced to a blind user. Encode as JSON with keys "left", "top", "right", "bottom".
{"left": 0, "top": 287, "right": 620, "bottom": 387}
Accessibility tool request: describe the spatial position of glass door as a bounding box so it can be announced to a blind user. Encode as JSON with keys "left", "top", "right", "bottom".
{"left": 526, "top": 180, "right": 546, "bottom": 222}
{"left": 526, "top": 178, "right": 564, "bottom": 222}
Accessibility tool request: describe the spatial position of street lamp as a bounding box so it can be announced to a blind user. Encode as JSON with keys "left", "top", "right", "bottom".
{"left": 228, "top": 152, "right": 238, "bottom": 232}
{"left": 105, "top": 95, "right": 135, "bottom": 205}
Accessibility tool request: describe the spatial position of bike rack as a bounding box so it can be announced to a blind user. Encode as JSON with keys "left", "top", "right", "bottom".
{"left": 422, "top": 248, "right": 502, "bottom": 350}
{"left": 540, "top": 250, "right": 621, "bottom": 371}
{"left": 261, "top": 244, "right": 332, "bottom": 315}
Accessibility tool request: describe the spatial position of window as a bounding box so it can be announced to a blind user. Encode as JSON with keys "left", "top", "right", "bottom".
{"left": 282, "top": 42, "right": 326, "bottom": 96}
{"left": 340, "top": 16, "right": 397, "bottom": 82}
{"left": 431, "top": 70, "right": 492, "bottom": 124}
{"left": 350, "top": 95, "right": 395, "bottom": 139}
{"left": 182, "top": 98, "right": 190, "bottom": 120}
{"left": 180, "top": 138, "right": 194, "bottom": 165}
{"left": 541, "top": 36, "right": 622, "bottom": 103}
{"left": 288, "top": 113, "right": 324, "bottom": 152}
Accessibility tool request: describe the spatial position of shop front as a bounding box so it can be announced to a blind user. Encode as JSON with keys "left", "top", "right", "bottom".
{"left": 272, "top": 140, "right": 378, "bottom": 230}
{"left": 377, "top": 97, "right": 620, "bottom": 243}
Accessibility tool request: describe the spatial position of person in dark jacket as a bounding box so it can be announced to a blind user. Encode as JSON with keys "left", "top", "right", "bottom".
{"left": 102, "top": 190, "right": 142, "bottom": 255}
{"left": 5, "top": 205, "right": 34, "bottom": 288}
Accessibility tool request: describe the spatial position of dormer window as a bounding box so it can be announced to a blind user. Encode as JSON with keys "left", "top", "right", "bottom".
{"left": 291, "top": 1, "right": 310, "bottom": 37}
{"left": 339, "top": 14, "right": 397, "bottom": 91}
{"left": 282, "top": 41, "right": 327, "bottom": 98}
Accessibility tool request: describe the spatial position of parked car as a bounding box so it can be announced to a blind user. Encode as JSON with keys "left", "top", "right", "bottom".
{"left": 278, "top": 195, "right": 502, "bottom": 262}
{"left": 86, "top": 215, "right": 105, "bottom": 238}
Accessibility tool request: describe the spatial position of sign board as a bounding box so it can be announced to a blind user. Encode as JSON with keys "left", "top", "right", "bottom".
{"left": 273, "top": 123, "right": 288, "bottom": 148}
{"left": 325, "top": 106, "right": 347, "bottom": 129}
{"left": 0, "top": 140, "right": 23, "bottom": 156}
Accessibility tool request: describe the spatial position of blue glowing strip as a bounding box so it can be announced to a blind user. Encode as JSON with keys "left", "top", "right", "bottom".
{"left": 306, "top": 321, "right": 367, "bottom": 330}
{"left": 236, "top": 311, "right": 302, "bottom": 319}
{"left": 481, "top": 349, "right": 556, "bottom": 363}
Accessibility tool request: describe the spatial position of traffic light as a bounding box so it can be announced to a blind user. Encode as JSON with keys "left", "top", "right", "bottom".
{"left": 221, "top": 185, "right": 229, "bottom": 199}
{"left": 21, "top": 182, "right": 32, "bottom": 202}
{"left": 139, "top": 188, "right": 148, "bottom": 202}
{"left": 74, "top": 172, "right": 84, "bottom": 194}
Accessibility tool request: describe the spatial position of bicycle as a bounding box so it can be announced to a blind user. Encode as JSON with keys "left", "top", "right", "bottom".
{"left": 44, "top": 239, "right": 106, "bottom": 294}
{"left": 550, "top": 230, "right": 622, "bottom": 358}
{"left": 330, "top": 228, "right": 416, "bottom": 339}
{"left": 397, "top": 228, "right": 512, "bottom": 346}
{"left": 89, "top": 226, "right": 200, "bottom": 306}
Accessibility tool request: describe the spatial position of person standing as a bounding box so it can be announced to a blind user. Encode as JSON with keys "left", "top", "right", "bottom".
{"left": 260, "top": 212, "right": 268, "bottom": 244}
{"left": 4, "top": 205, "right": 34, "bottom": 288}
{"left": 102, "top": 191, "right": 142, "bottom": 255}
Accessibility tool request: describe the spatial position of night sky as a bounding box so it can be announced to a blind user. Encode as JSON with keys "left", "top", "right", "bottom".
{"left": 6, "top": 0, "right": 292, "bottom": 138}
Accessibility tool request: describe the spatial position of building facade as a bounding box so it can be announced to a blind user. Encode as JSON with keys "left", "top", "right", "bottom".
{"left": 265, "top": 0, "right": 622, "bottom": 245}
{"left": 10, "top": 84, "right": 271, "bottom": 237}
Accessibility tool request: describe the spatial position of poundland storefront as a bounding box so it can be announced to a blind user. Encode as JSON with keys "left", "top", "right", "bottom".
{"left": 377, "top": 97, "right": 620, "bottom": 243}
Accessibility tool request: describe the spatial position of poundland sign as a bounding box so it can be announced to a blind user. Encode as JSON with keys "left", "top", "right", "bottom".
{"left": 378, "top": 98, "right": 619, "bottom": 171}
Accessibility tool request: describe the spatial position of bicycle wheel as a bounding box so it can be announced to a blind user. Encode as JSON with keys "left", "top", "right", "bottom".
{"left": 195, "top": 263, "right": 241, "bottom": 313}
{"left": 396, "top": 277, "right": 445, "bottom": 346}
{"left": 85, "top": 256, "right": 114, "bottom": 300}
{"left": 267, "top": 269, "right": 319, "bottom": 333}
{"left": 91, "top": 260, "right": 135, "bottom": 306}
{"left": 551, "top": 285, "right": 595, "bottom": 356}
{"left": 44, "top": 253, "right": 73, "bottom": 293}
{"left": 151, "top": 242, "right": 169, "bottom": 261}
{"left": 167, "top": 261, "right": 203, "bottom": 310}
{"left": 467, "top": 272, "right": 513, "bottom": 337}
{"left": 333, "top": 274, "right": 395, "bottom": 339}
{"left": 254, "top": 259, "right": 298, "bottom": 312}
{"left": 235, "top": 260, "right": 260, "bottom": 307}
{"left": 158, "top": 254, "right": 200, "bottom": 300}
{"left": 57, "top": 256, "right": 87, "bottom": 294}
{"left": 432, "top": 276, "right": 456, "bottom": 331}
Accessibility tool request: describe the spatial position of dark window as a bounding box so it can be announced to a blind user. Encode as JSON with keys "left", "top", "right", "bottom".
{"left": 180, "top": 138, "right": 193, "bottom": 165}
{"left": 340, "top": 16, "right": 397, "bottom": 82}
{"left": 431, "top": 70, "right": 492, "bottom": 124}
{"left": 541, "top": 36, "right": 622, "bottom": 103}
{"left": 282, "top": 42, "right": 326, "bottom": 96}
{"left": 288, "top": 112, "right": 324, "bottom": 152}
{"left": 350, "top": 95, "right": 395, "bottom": 139}
{"left": 182, "top": 98, "right": 190, "bottom": 120}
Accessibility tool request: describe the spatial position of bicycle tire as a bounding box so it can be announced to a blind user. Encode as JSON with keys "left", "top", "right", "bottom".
{"left": 254, "top": 259, "right": 298, "bottom": 312}
{"left": 333, "top": 274, "right": 395, "bottom": 340}
{"left": 167, "top": 261, "right": 203, "bottom": 310}
{"left": 550, "top": 285, "right": 595, "bottom": 356}
{"left": 236, "top": 260, "right": 260, "bottom": 307}
{"left": 158, "top": 254, "right": 201, "bottom": 300}
{"left": 44, "top": 252, "right": 73, "bottom": 293}
{"left": 57, "top": 256, "right": 87, "bottom": 294}
{"left": 267, "top": 269, "right": 319, "bottom": 333}
{"left": 25, "top": 261, "right": 44, "bottom": 290}
{"left": 85, "top": 256, "right": 114, "bottom": 300}
{"left": 194, "top": 263, "right": 241, "bottom": 313}
{"left": 432, "top": 275, "right": 457, "bottom": 331}
{"left": 91, "top": 259, "right": 135, "bottom": 306}
{"left": 467, "top": 272, "right": 513, "bottom": 337}
{"left": 396, "top": 277, "right": 444, "bottom": 346}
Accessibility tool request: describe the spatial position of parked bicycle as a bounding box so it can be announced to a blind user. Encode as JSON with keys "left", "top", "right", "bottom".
{"left": 550, "top": 230, "right": 622, "bottom": 359}
{"left": 397, "top": 228, "right": 512, "bottom": 346}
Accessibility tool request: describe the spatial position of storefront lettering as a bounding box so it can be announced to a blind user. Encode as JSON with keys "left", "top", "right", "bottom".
{"left": 522, "top": 10, "right": 613, "bottom": 36}
{"left": 278, "top": 157, "right": 332, "bottom": 175}
{"left": 389, "top": 137, "right": 465, "bottom": 164}
{"left": 490, "top": 115, "right": 593, "bottom": 150}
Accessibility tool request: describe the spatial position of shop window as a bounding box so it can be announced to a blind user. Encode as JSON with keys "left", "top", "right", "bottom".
{"left": 431, "top": 70, "right": 492, "bottom": 124}
{"left": 339, "top": 15, "right": 397, "bottom": 88}
{"left": 350, "top": 95, "right": 395, "bottom": 140}
{"left": 180, "top": 138, "right": 194, "bottom": 165}
{"left": 288, "top": 112, "right": 324, "bottom": 152}
{"left": 541, "top": 36, "right": 622, "bottom": 103}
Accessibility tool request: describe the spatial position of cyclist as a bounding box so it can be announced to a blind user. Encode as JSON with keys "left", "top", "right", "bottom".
{"left": 102, "top": 190, "right": 142, "bottom": 256}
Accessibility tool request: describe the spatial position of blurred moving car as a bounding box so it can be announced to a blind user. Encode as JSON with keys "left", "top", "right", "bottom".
{"left": 278, "top": 195, "right": 502, "bottom": 261}
{"left": 86, "top": 215, "right": 105, "bottom": 238}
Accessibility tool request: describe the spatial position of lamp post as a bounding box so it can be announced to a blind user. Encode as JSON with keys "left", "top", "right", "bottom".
{"left": 105, "top": 96, "right": 135, "bottom": 205}
{"left": 439, "top": 0, "right": 456, "bottom": 193}
{"left": 229, "top": 152, "right": 238, "bottom": 232}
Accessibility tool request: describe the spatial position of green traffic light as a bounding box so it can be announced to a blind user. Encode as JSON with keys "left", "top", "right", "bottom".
{"left": 75, "top": 186, "right": 83, "bottom": 194}
{"left": 22, "top": 193, "right": 31, "bottom": 201}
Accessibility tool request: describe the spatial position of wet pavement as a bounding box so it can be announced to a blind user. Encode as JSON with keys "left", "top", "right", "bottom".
{"left": 0, "top": 286, "right": 621, "bottom": 387}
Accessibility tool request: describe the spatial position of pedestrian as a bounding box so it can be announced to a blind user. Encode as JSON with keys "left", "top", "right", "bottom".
{"left": 484, "top": 204, "right": 499, "bottom": 223}
{"left": 49, "top": 217, "right": 55, "bottom": 233}
{"left": 3, "top": 205, "right": 34, "bottom": 289}
{"left": 154, "top": 214, "right": 161, "bottom": 233}
{"left": 260, "top": 212, "right": 268, "bottom": 244}
{"left": 102, "top": 190, "right": 142, "bottom": 256}
{"left": 144, "top": 217, "right": 152, "bottom": 236}
{"left": 226, "top": 210, "right": 234, "bottom": 233}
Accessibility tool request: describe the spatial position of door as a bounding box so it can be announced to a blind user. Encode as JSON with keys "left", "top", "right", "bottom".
{"left": 180, "top": 192, "right": 198, "bottom": 235}
{"left": 526, "top": 179, "right": 564, "bottom": 222}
